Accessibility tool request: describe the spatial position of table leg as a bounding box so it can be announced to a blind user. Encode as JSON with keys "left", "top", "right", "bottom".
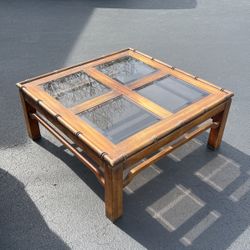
{"left": 104, "top": 164, "right": 123, "bottom": 221}
{"left": 19, "top": 89, "right": 41, "bottom": 140}
{"left": 208, "top": 98, "right": 231, "bottom": 150}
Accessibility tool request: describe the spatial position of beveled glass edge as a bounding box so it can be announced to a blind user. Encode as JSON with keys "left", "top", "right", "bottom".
{"left": 78, "top": 95, "right": 162, "bottom": 119}
{"left": 77, "top": 95, "right": 161, "bottom": 144}
{"left": 38, "top": 70, "right": 110, "bottom": 89}
{"left": 94, "top": 55, "right": 159, "bottom": 85}
{"left": 37, "top": 70, "right": 115, "bottom": 109}
{"left": 134, "top": 74, "right": 207, "bottom": 93}
{"left": 134, "top": 74, "right": 209, "bottom": 113}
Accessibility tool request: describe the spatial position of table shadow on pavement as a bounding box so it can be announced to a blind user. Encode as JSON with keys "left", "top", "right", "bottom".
{"left": 37, "top": 132, "right": 250, "bottom": 250}
{"left": 0, "top": 169, "right": 70, "bottom": 250}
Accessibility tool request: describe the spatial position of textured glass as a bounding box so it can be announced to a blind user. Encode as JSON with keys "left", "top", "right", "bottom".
{"left": 41, "top": 71, "right": 110, "bottom": 108}
{"left": 78, "top": 96, "right": 159, "bottom": 144}
{"left": 136, "top": 76, "right": 208, "bottom": 112}
{"left": 96, "top": 56, "right": 157, "bottom": 85}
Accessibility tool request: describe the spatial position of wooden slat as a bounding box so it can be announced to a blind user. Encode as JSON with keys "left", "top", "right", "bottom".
{"left": 161, "top": 68, "right": 219, "bottom": 94}
{"left": 122, "top": 101, "right": 227, "bottom": 168}
{"left": 85, "top": 67, "right": 172, "bottom": 118}
{"left": 128, "top": 70, "right": 168, "bottom": 90}
{"left": 22, "top": 93, "right": 105, "bottom": 165}
{"left": 130, "top": 50, "right": 219, "bottom": 95}
{"left": 70, "top": 91, "right": 120, "bottom": 114}
{"left": 113, "top": 95, "right": 229, "bottom": 163}
{"left": 70, "top": 68, "right": 168, "bottom": 113}
{"left": 132, "top": 48, "right": 232, "bottom": 95}
{"left": 23, "top": 85, "right": 116, "bottom": 153}
{"left": 123, "top": 120, "right": 219, "bottom": 186}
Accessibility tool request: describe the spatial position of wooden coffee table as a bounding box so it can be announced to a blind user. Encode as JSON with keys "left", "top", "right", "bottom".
{"left": 17, "top": 48, "right": 233, "bottom": 221}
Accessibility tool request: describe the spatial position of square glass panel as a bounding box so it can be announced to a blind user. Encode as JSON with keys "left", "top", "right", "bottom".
{"left": 96, "top": 56, "right": 157, "bottom": 85}
{"left": 78, "top": 96, "right": 160, "bottom": 144}
{"left": 136, "top": 75, "right": 208, "bottom": 112}
{"left": 41, "top": 71, "right": 110, "bottom": 108}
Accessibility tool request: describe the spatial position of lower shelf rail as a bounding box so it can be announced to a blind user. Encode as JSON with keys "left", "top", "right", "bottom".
{"left": 123, "top": 120, "right": 218, "bottom": 187}
{"left": 31, "top": 113, "right": 105, "bottom": 186}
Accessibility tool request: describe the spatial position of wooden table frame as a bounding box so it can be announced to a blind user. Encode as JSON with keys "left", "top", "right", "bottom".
{"left": 17, "top": 48, "right": 233, "bottom": 221}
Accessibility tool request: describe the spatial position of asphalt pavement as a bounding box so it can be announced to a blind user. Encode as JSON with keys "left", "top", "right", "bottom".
{"left": 0, "top": 0, "right": 249, "bottom": 249}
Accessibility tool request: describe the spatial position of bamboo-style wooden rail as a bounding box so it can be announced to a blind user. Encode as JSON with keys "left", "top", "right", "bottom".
{"left": 31, "top": 112, "right": 219, "bottom": 188}
{"left": 30, "top": 113, "right": 105, "bottom": 186}
{"left": 123, "top": 120, "right": 219, "bottom": 187}
{"left": 21, "top": 86, "right": 109, "bottom": 162}
{"left": 132, "top": 48, "right": 232, "bottom": 95}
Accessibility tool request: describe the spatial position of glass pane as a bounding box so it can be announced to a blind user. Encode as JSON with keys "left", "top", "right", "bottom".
{"left": 78, "top": 96, "right": 160, "bottom": 144}
{"left": 96, "top": 56, "right": 157, "bottom": 85}
{"left": 41, "top": 71, "right": 110, "bottom": 108}
{"left": 136, "top": 76, "right": 208, "bottom": 112}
